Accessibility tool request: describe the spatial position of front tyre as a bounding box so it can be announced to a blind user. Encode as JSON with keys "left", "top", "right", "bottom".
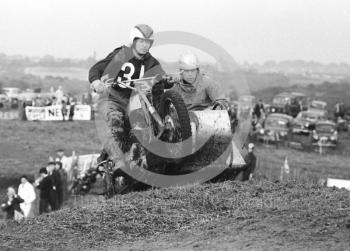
{"left": 159, "top": 90, "right": 192, "bottom": 160}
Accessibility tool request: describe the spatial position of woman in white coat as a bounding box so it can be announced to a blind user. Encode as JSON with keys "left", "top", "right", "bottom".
{"left": 18, "top": 175, "right": 36, "bottom": 218}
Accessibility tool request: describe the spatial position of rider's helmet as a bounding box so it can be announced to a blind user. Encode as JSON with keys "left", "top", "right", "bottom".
{"left": 130, "top": 24, "right": 154, "bottom": 46}
{"left": 178, "top": 53, "right": 200, "bottom": 70}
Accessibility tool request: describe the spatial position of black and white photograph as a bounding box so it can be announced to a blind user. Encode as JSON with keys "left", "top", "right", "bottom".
{"left": 1, "top": 0, "right": 350, "bottom": 250}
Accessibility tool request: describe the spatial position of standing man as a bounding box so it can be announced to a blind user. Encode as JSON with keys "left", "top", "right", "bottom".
{"left": 242, "top": 143, "right": 257, "bottom": 181}
{"left": 88, "top": 24, "right": 165, "bottom": 167}
{"left": 47, "top": 162, "right": 60, "bottom": 210}
{"left": 253, "top": 99, "right": 265, "bottom": 121}
{"left": 18, "top": 175, "right": 36, "bottom": 218}
{"left": 35, "top": 168, "right": 52, "bottom": 214}
{"left": 1, "top": 187, "right": 24, "bottom": 221}
{"left": 54, "top": 161, "right": 67, "bottom": 207}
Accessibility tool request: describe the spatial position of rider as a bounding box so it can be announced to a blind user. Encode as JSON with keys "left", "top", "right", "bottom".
{"left": 169, "top": 53, "right": 230, "bottom": 111}
{"left": 89, "top": 24, "right": 166, "bottom": 167}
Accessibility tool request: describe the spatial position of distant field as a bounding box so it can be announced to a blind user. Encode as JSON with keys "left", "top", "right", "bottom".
{"left": 2, "top": 120, "right": 350, "bottom": 184}
{"left": 1, "top": 119, "right": 350, "bottom": 200}
{"left": 24, "top": 66, "right": 88, "bottom": 81}
{"left": 0, "top": 120, "right": 101, "bottom": 178}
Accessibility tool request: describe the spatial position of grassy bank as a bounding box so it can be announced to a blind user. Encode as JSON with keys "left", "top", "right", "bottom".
{"left": 0, "top": 180, "right": 350, "bottom": 250}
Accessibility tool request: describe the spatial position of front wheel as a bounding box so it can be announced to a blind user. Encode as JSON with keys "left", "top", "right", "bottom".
{"left": 158, "top": 90, "right": 192, "bottom": 160}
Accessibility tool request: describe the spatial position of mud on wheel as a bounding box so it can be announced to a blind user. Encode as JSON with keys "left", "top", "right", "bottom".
{"left": 158, "top": 90, "right": 192, "bottom": 160}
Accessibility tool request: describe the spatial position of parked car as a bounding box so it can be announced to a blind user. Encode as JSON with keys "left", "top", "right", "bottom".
{"left": 311, "top": 120, "right": 338, "bottom": 148}
{"left": 0, "top": 92, "right": 9, "bottom": 103}
{"left": 256, "top": 113, "right": 293, "bottom": 144}
{"left": 270, "top": 92, "right": 291, "bottom": 114}
{"left": 309, "top": 100, "right": 327, "bottom": 111}
{"left": 290, "top": 92, "right": 308, "bottom": 111}
{"left": 292, "top": 109, "right": 328, "bottom": 134}
{"left": 0, "top": 91, "right": 9, "bottom": 108}
{"left": 2, "top": 87, "right": 21, "bottom": 101}
{"left": 270, "top": 92, "right": 307, "bottom": 117}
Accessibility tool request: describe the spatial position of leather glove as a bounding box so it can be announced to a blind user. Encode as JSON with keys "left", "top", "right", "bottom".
{"left": 134, "top": 80, "right": 151, "bottom": 93}
{"left": 163, "top": 74, "right": 181, "bottom": 83}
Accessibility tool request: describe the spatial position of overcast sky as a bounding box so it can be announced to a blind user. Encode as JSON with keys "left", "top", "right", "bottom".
{"left": 1, "top": 0, "right": 350, "bottom": 64}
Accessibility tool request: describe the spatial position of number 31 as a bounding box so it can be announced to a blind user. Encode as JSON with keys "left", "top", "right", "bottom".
{"left": 117, "top": 63, "right": 144, "bottom": 88}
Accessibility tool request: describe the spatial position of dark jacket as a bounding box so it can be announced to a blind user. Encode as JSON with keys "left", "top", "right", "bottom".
{"left": 242, "top": 152, "right": 257, "bottom": 181}
{"left": 51, "top": 170, "right": 62, "bottom": 189}
{"left": 253, "top": 103, "right": 264, "bottom": 118}
{"left": 88, "top": 46, "right": 165, "bottom": 103}
{"left": 1, "top": 196, "right": 24, "bottom": 219}
{"left": 37, "top": 176, "right": 53, "bottom": 199}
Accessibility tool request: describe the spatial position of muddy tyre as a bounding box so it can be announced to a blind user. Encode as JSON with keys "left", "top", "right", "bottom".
{"left": 158, "top": 90, "right": 192, "bottom": 161}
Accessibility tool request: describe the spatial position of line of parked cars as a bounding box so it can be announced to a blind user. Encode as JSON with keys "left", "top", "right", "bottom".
{"left": 251, "top": 92, "right": 347, "bottom": 150}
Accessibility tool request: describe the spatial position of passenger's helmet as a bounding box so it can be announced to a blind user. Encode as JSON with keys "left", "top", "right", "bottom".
{"left": 179, "top": 53, "right": 200, "bottom": 70}
{"left": 130, "top": 24, "right": 154, "bottom": 45}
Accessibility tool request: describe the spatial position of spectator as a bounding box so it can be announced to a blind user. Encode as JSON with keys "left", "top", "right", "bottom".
{"left": 253, "top": 99, "right": 265, "bottom": 120}
{"left": 68, "top": 97, "right": 75, "bottom": 121}
{"left": 242, "top": 143, "right": 257, "bottom": 181}
{"left": 18, "top": 100, "right": 27, "bottom": 121}
{"left": 18, "top": 175, "right": 36, "bottom": 218}
{"left": 1, "top": 186, "right": 24, "bottom": 221}
{"left": 55, "top": 161, "right": 67, "bottom": 207}
{"left": 334, "top": 102, "right": 345, "bottom": 121}
{"left": 51, "top": 96, "right": 58, "bottom": 105}
{"left": 47, "top": 162, "right": 60, "bottom": 210}
{"left": 55, "top": 86, "right": 64, "bottom": 105}
{"left": 56, "top": 149, "right": 69, "bottom": 171}
{"left": 44, "top": 98, "right": 52, "bottom": 106}
{"left": 61, "top": 100, "right": 68, "bottom": 121}
{"left": 35, "top": 167, "right": 52, "bottom": 214}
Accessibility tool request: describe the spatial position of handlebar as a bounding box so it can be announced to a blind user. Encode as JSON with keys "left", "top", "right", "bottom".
{"left": 103, "top": 72, "right": 182, "bottom": 90}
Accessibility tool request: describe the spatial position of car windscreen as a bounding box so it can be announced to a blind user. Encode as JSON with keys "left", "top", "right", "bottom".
{"left": 265, "top": 117, "right": 288, "bottom": 127}
{"left": 273, "top": 96, "right": 289, "bottom": 105}
{"left": 311, "top": 102, "right": 325, "bottom": 109}
{"left": 316, "top": 124, "right": 335, "bottom": 133}
{"left": 301, "top": 113, "right": 322, "bottom": 120}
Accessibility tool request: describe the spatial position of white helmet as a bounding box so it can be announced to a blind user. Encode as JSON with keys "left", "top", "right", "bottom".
{"left": 129, "top": 24, "right": 154, "bottom": 44}
{"left": 248, "top": 143, "right": 255, "bottom": 149}
{"left": 179, "top": 53, "right": 200, "bottom": 70}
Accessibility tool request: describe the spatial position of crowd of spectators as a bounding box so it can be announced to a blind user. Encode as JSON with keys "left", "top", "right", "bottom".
{"left": 1, "top": 149, "right": 70, "bottom": 221}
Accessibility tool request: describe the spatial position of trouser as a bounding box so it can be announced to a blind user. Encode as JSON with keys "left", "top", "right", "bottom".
{"left": 39, "top": 198, "right": 50, "bottom": 214}
{"left": 99, "top": 94, "right": 149, "bottom": 168}
{"left": 57, "top": 187, "right": 63, "bottom": 208}
{"left": 48, "top": 190, "right": 58, "bottom": 211}
{"left": 101, "top": 99, "right": 130, "bottom": 165}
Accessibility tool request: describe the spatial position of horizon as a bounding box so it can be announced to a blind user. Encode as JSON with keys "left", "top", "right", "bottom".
{"left": 2, "top": 51, "right": 350, "bottom": 67}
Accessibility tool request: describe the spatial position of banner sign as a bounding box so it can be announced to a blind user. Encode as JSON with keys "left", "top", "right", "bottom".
{"left": 25, "top": 105, "right": 91, "bottom": 121}
{"left": 73, "top": 105, "right": 91, "bottom": 121}
{"left": 327, "top": 178, "right": 350, "bottom": 191}
{"left": 0, "top": 110, "right": 19, "bottom": 120}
